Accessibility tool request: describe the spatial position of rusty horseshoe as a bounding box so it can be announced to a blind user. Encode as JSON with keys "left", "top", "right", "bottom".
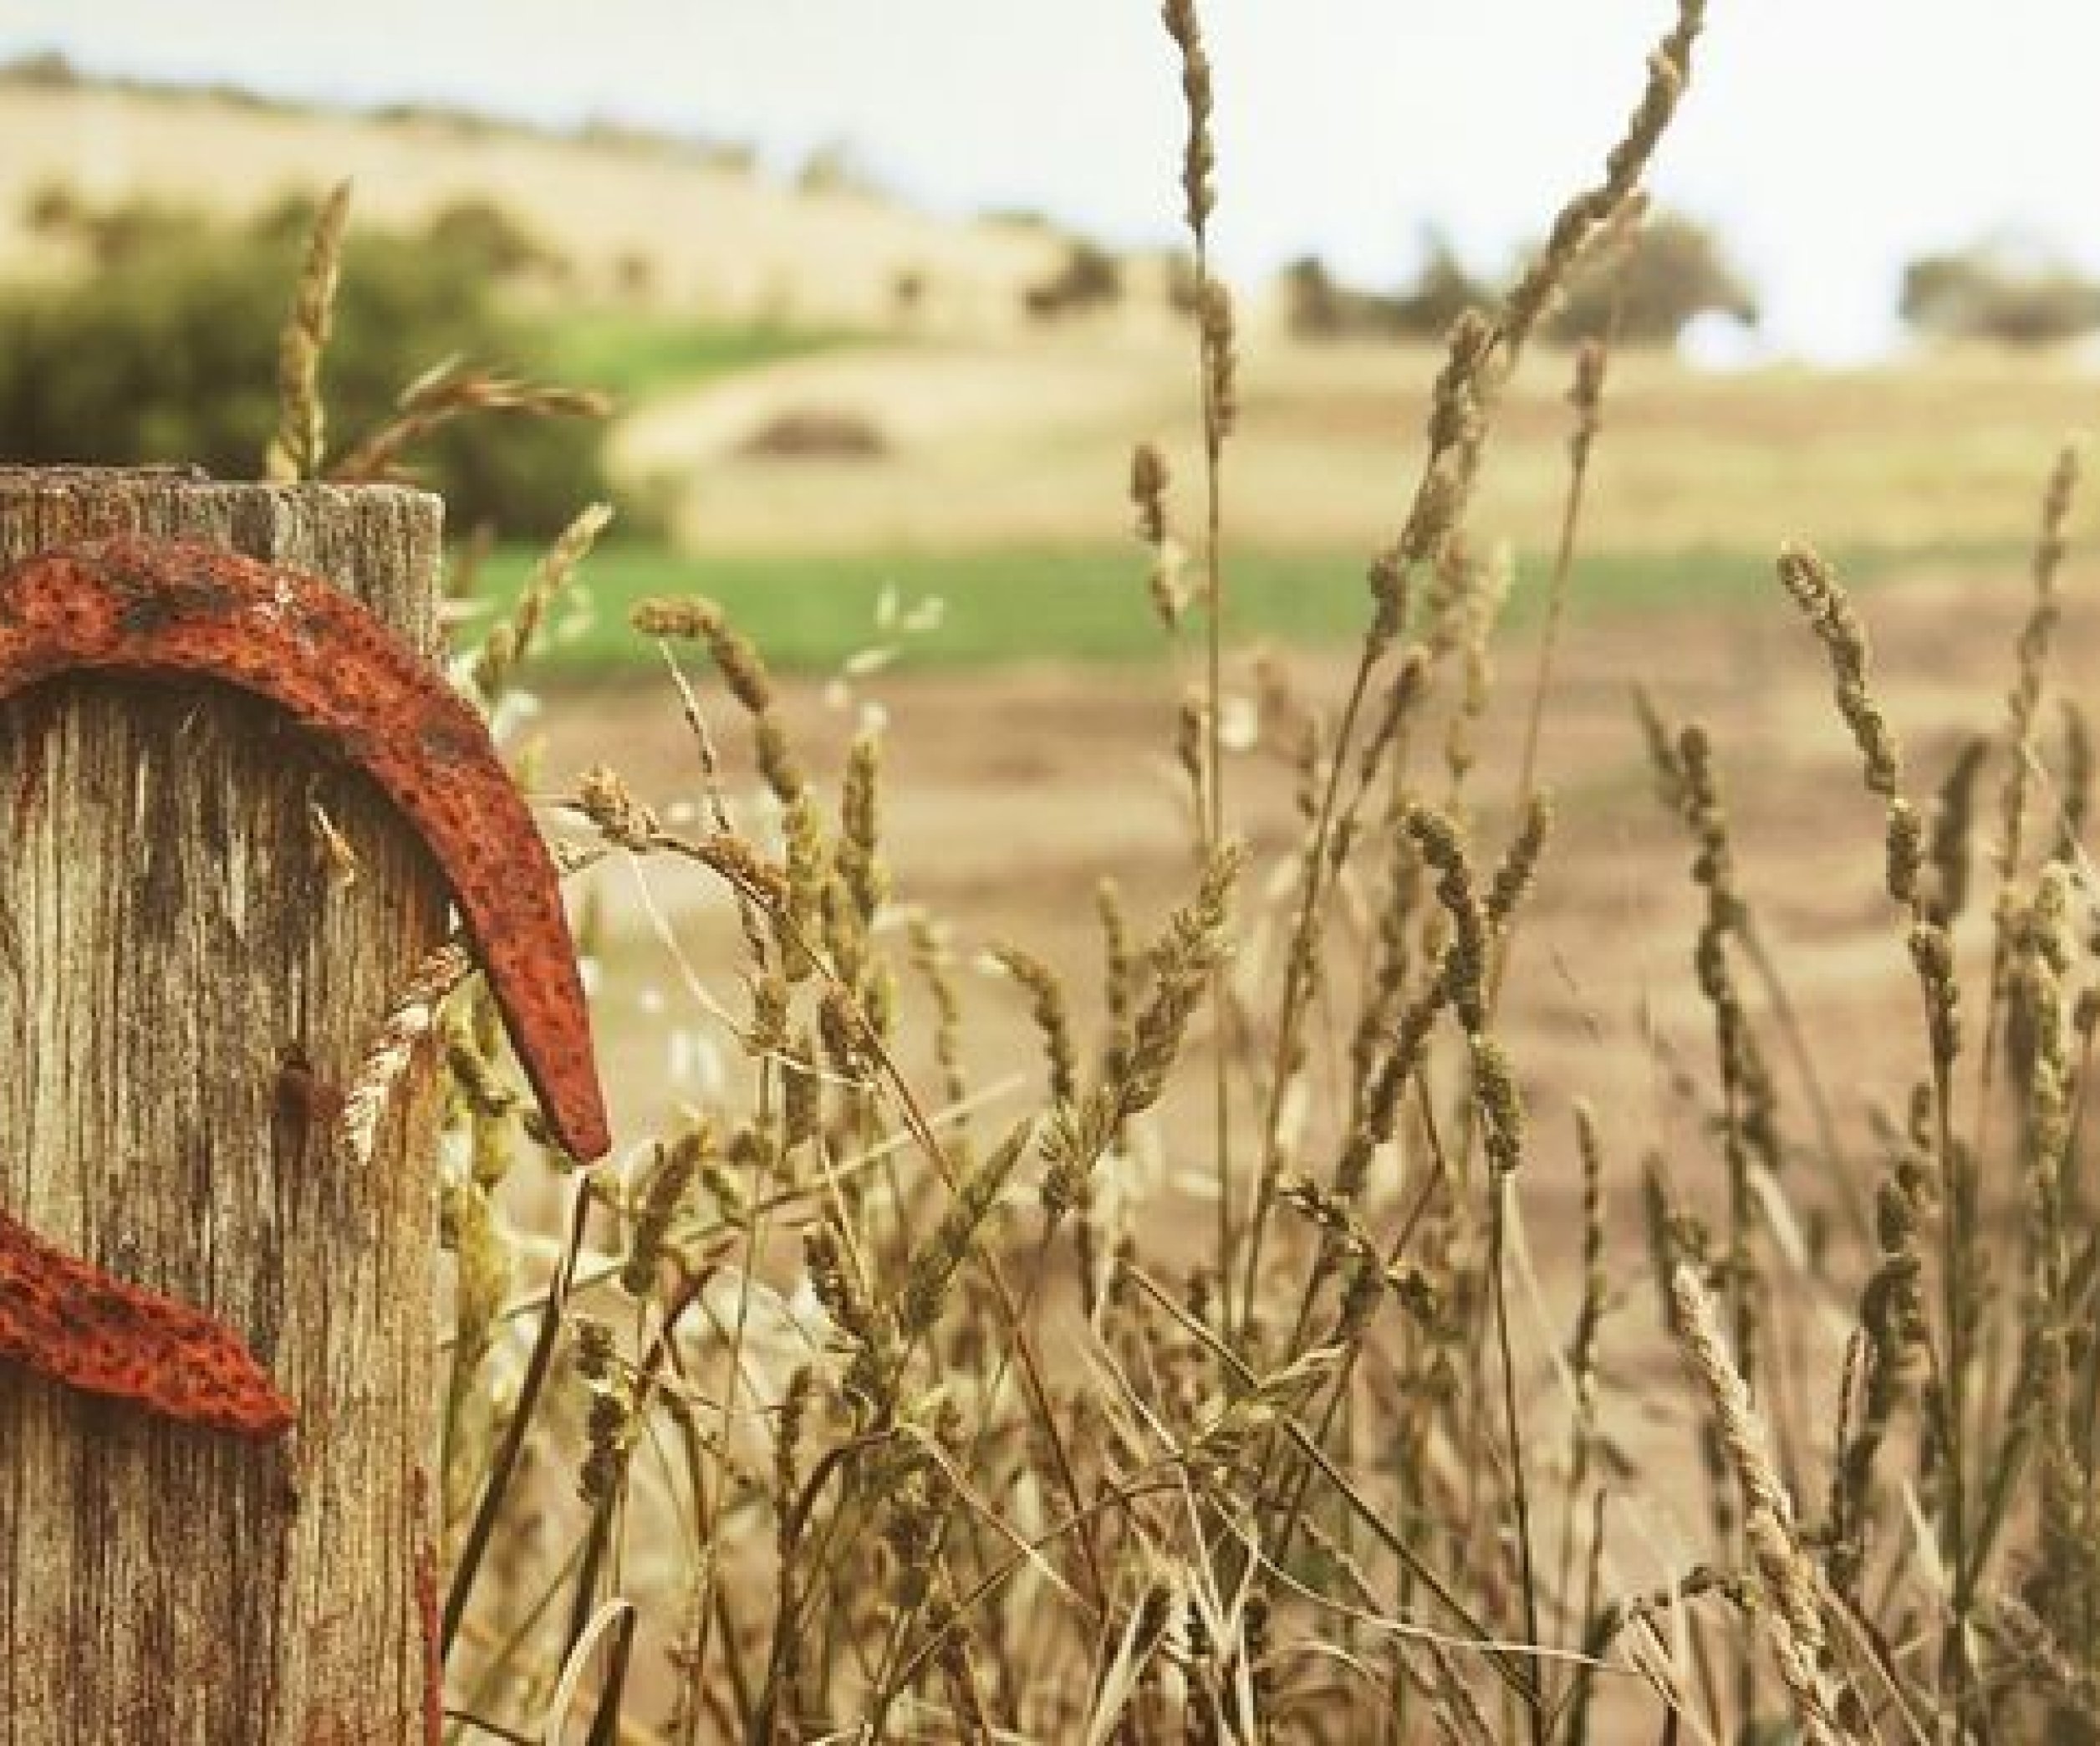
{"left": 0, "top": 534, "right": 611, "bottom": 1436}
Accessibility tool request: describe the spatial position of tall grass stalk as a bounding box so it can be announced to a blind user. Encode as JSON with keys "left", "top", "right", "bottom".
{"left": 1236, "top": 0, "right": 1705, "bottom": 1332}
{"left": 1158, "top": 0, "right": 1244, "bottom": 1320}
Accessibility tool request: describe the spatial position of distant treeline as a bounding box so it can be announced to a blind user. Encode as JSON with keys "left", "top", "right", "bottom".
{"left": 1277, "top": 219, "right": 2100, "bottom": 351}
{"left": 8, "top": 57, "right": 2097, "bottom": 355}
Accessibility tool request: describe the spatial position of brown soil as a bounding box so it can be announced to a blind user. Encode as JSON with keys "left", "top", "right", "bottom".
{"left": 538, "top": 555, "right": 2082, "bottom": 1212}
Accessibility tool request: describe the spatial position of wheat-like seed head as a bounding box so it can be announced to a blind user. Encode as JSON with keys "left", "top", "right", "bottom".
{"left": 265, "top": 178, "right": 351, "bottom": 481}
{"left": 1777, "top": 543, "right": 1902, "bottom": 799}
{"left": 1670, "top": 1265, "right": 1847, "bottom": 1745}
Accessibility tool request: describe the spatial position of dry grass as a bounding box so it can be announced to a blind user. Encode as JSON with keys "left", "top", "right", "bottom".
{"left": 212, "top": 5, "right": 2100, "bottom": 1741}
{"left": 615, "top": 334, "right": 2100, "bottom": 560}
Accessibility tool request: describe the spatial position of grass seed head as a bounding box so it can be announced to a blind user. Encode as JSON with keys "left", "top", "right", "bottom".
{"left": 1159, "top": 0, "right": 1216, "bottom": 239}
{"left": 1776, "top": 541, "right": 1902, "bottom": 798}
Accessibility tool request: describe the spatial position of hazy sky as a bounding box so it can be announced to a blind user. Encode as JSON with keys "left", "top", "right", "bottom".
{"left": 8, "top": 1, "right": 2100, "bottom": 360}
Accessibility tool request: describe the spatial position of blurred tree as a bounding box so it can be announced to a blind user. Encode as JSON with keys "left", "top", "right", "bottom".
{"left": 32, "top": 193, "right": 201, "bottom": 271}
{"left": 0, "top": 198, "right": 624, "bottom": 537}
{"left": 1387, "top": 235, "right": 1494, "bottom": 337}
{"left": 1024, "top": 241, "right": 1124, "bottom": 320}
{"left": 1281, "top": 254, "right": 1348, "bottom": 338}
{"left": 20, "top": 178, "right": 86, "bottom": 239}
{"left": 0, "top": 51, "right": 80, "bottom": 89}
{"left": 1164, "top": 249, "right": 1206, "bottom": 318}
{"left": 247, "top": 191, "right": 328, "bottom": 248}
{"left": 1282, "top": 236, "right": 1493, "bottom": 341}
{"left": 1899, "top": 239, "right": 2100, "bottom": 346}
{"left": 1545, "top": 209, "right": 1758, "bottom": 346}
{"left": 421, "top": 197, "right": 568, "bottom": 283}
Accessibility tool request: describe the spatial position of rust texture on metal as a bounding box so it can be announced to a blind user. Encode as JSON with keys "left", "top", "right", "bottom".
{"left": 0, "top": 1203, "right": 296, "bottom": 1437}
{"left": 0, "top": 532, "right": 609, "bottom": 1435}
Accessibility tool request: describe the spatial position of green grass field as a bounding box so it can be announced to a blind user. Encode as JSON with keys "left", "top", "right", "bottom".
{"left": 479, "top": 537, "right": 2021, "bottom": 675}
{"left": 543, "top": 310, "right": 857, "bottom": 404}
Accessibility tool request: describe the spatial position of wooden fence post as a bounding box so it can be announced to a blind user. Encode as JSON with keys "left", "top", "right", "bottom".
{"left": 0, "top": 468, "right": 449, "bottom": 1743}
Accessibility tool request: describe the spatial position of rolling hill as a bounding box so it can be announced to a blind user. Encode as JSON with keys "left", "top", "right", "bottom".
{"left": 0, "top": 59, "right": 1077, "bottom": 334}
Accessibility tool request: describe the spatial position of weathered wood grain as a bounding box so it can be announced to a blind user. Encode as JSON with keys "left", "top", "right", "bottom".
{"left": 0, "top": 469, "right": 446, "bottom": 1744}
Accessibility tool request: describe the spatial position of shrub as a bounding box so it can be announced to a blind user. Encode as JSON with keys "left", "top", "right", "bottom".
{"left": 1287, "top": 215, "right": 1758, "bottom": 352}
{"left": 0, "top": 50, "right": 81, "bottom": 89}
{"left": 1386, "top": 232, "right": 1498, "bottom": 336}
{"left": 421, "top": 197, "right": 569, "bottom": 285}
{"left": 1163, "top": 247, "right": 1206, "bottom": 316}
{"left": 1281, "top": 238, "right": 1495, "bottom": 342}
{"left": 0, "top": 198, "right": 625, "bottom": 537}
{"left": 19, "top": 177, "right": 86, "bottom": 237}
{"left": 1278, "top": 253, "right": 1351, "bottom": 337}
{"left": 1545, "top": 207, "right": 1759, "bottom": 346}
{"left": 1899, "top": 239, "right": 2100, "bottom": 346}
{"left": 1023, "top": 240, "right": 1125, "bottom": 319}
